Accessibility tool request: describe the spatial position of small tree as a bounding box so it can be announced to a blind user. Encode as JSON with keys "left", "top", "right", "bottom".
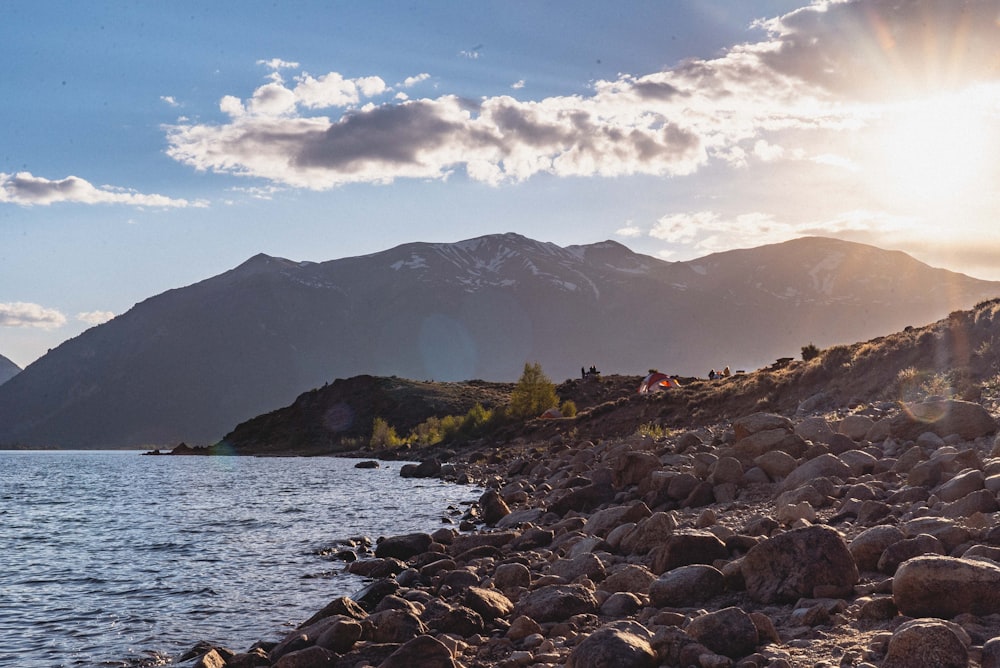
{"left": 801, "top": 343, "right": 821, "bottom": 361}
{"left": 559, "top": 399, "right": 578, "bottom": 418}
{"left": 370, "top": 417, "right": 402, "bottom": 449}
{"left": 507, "top": 362, "right": 559, "bottom": 420}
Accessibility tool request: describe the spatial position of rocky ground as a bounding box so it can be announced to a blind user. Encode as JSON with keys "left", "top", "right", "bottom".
{"left": 179, "top": 393, "right": 1000, "bottom": 668}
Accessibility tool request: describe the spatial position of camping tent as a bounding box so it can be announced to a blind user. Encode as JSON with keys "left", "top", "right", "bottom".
{"left": 638, "top": 372, "right": 681, "bottom": 394}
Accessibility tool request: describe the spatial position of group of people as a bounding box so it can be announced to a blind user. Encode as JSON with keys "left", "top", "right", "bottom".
{"left": 708, "top": 366, "right": 732, "bottom": 380}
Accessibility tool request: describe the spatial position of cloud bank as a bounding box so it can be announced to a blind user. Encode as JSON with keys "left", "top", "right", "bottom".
{"left": 0, "top": 172, "right": 207, "bottom": 208}
{"left": 0, "top": 302, "right": 67, "bottom": 329}
{"left": 164, "top": 0, "right": 1000, "bottom": 191}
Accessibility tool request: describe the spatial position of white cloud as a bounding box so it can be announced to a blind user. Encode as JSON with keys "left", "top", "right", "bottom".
{"left": 511, "top": 80, "right": 525, "bottom": 90}
{"left": 0, "top": 172, "right": 208, "bottom": 208}
{"left": 160, "top": 95, "right": 179, "bottom": 107}
{"left": 403, "top": 73, "right": 430, "bottom": 88}
{"left": 257, "top": 58, "right": 300, "bottom": 70}
{"left": 0, "top": 302, "right": 67, "bottom": 329}
{"left": 459, "top": 49, "right": 481, "bottom": 60}
{"left": 616, "top": 224, "right": 642, "bottom": 238}
{"left": 164, "top": 1, "right": 1000, "bottom": 190}
{"left": 76, "top": 310, "right": 115, "bottom": 326}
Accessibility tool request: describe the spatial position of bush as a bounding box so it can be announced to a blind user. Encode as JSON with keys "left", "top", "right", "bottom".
{"left": 801, "top": 343, "right": 821, "bottom": 361}
{"left": 370, "top": 417, "right": 403, "bottom": 449}
{"left": 507, "top": 361, "right": 559, "bottom": 420}
{"left": 559, "top": 399, "right": 577, "bottom": 418}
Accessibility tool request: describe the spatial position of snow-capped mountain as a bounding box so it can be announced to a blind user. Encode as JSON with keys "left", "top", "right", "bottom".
{"left": 0, "top": 233, "right": 996, "bottom": 448}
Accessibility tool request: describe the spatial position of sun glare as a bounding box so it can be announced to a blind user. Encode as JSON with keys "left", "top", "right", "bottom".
{"left": 873, "top": 93, "right": 993, "bottom": 208}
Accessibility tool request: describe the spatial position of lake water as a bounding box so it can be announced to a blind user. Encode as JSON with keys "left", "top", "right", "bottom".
{"left": 0, "top": 451, "right": 481, "bottom": 667}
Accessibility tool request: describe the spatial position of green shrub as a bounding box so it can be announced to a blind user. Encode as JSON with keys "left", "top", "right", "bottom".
{"left": 559, "top": 400, "right": 577, "bottom": 418}
{"left": 801, "top": 343, "right": 821, "bottom": 361}
{"left": 370, "top": 417, "right": 403, "bottom": 449}
{"left": 507, "top": 362, "right": 559, "bottom": 420}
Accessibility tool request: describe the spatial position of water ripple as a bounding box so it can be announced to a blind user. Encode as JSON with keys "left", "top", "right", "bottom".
{"left": 0, "top": 451, "right": 478, "bottom": 667}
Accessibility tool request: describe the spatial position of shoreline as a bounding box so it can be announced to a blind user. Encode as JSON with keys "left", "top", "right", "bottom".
{"left": 175, "top": 397, "right": 1000, "bottom": 668}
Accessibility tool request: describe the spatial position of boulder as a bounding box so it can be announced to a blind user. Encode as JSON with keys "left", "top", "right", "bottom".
{"left": 893, "top": 555, "right": 1000, "bottom": 617}
{"left": 600, "top": 564, "right": 657, "bottom": 594}
{"left": 566, "top": 622, "right": 657, "bottom": 668}
{"left": 941, "top": 488, "right": 999, "bottom": 518}
{"left": 464, "top": 586, "right": 514, "bottom": 621}
{"left": 734, "top": 413, "right": 793, "bottom": 439}
{"left": 882, "top": 619, "right": 969, "bottom": 668}
{"left": 479, "top": 488, "right": 511, "bottom": 525}
{"left": 493, "top": 562, "right": 531, "bottom": 593}
{"left": 891, "top": 399, "right": 997, "bottom": 441}
{"left": 315, "top": 617, "right": 362, "bottom": 654}
{"left": 548, "top": 552, "right": 606, "bottom": 582}
{"left": 273, "top": 646, "right": 337, "bottom": 668}
{"left": 742, "top": 525, "right": 858, "bottom": 603}
{"left": 935, "top": 469, "right": 985, "bottom": 503}
{"left": 648, "top": 530, "right": 729, "bottom": 574}
{"left": 684, "top": 606, "right": 758, "bottom": 659}
{"left": 600, "top": 592, "right": 644, "bottom": 617}
{"left": 849, "top": 525, "right": 905, "bottom": 572}
{"left": 753, "top": 450, "right": 798, "bottom": 481}
{"left": 513, "top": 584, "right": 599, "bottom": 623}
{"left": 838, "top": 414, "right": 875, "bottom": 441}
{"left": 619, "top": 511, "right": 678, "bottom": 555}
{"left": 879, "top": 534, "right": 946, "bottom": 574}
{"left": 585, "top": 502, "right": 652, "bottom": 537}
{"left": 400, "top": 458, "right": 441, "bottom": 478}
{"left": 649, "top": 564, "right": 725, "bottom": 608}
{"left": 375, "top": 532, "right": 433, "bottom": 560}
{"left": 548, "top": 483, "right": 615, "bottom": 516}
{"left": 366, "top": 609, "right": 427, "bottom": 643}
{"left": 781, "top": 453, "right": 851, "bottom": 491}
{"left": 613, "top": 451, "right": 661, "bottom": 489}
{"left": 378, "top": 635, "right": 457, "bottom": 668}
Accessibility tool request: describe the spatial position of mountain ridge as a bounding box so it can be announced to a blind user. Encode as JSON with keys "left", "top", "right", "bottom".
{"left": 0, "top": 354, "right": 19, "bottom": 386}
{"left": 1, "top": 233, "right": 997, "bottom": 449}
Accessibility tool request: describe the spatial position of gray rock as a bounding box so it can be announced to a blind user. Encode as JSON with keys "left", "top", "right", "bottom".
{"left": 513, "top": 584, "right": 599, "bottom": 623}
{"left": 742, "top": 525, "right": 858, "bottom": 603}
{"left": 375, "top": 532, "right": 433, "bottom": 560}
{"left": 893, "top": 555, "right": 1000, "bottom": 617}
{"left": 378, "top": 635, "right": 456, "bottom": 668}
{"left": 648, "top": 530, "right": 729, "bottom": 574}
{"left": 733, "top": 413, "right": 793, "bottom": 439}
{"left": 566, "top": 622, "right": 657, "bottom": 668}
{"left": 781, "top": 453, "right": 851, "bottom": 492}
{"left": 464, "top": 586, "right": 514, "bottom": 621}
{"left": 890, "top": 399, "right": 998, "bottom": 441}
{"left": 649, "top": 564, "right": 725, "bottom": 607}
{"left": 849, "top": 525, "right": 905, "bottom": 572}
{"left": 935, "top": 469, "right": 985, "bottom": 503}
{"left": 882, "top": 618, "right": 969, "bottom": 668}
{"left": 684, "top": 606, "right": 758, "bottom": 659}
{"left": 878, "top": 534, "right": 945, "bottom": 575}
{"left": 600, "top": 564, "right": 656, "bottom": 594}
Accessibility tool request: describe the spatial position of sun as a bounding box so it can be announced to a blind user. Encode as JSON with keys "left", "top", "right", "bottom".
{"left": 872, "top": 92, "right": 993, "bottom": 209}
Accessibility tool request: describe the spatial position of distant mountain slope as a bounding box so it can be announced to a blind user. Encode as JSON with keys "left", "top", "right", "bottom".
{"left": 0, "top": 233, "right": 997, "bottom": 448}
{"left": 0, "top": 354, "right": 20, "bottom": 386}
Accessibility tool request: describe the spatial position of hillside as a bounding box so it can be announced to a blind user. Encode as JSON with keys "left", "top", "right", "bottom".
{"left": 213, "top": 298, "right": 1000, "bottom": 456}
{"left": 1, "top": 234, "right": 998, "bottom": 449}
{"left": 0, "top": 354, "right": 19, "bottom": 386}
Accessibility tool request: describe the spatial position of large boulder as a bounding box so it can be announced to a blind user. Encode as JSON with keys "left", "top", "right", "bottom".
{"left": 781, "top": 453, "right": 852, "bottom": 492}
{"left": 893, "top": 555, "right": 1000, "bottom": 617}
{"left": 882, "top": 619, "right": 969, "bottom": 668}
{"left": 478, "top": 489, "right": 511, "bottom": 525}
{"left": 734, "top": 413, "right": 793, "bottom": 440}
{"left": 566, "top": 622, "right": 657, "bottom": 668}
{"left": 648, "top": 530, "right": 729, "bottom": 574}
{"left": 613, "top": 451, "right": 661, "bottom": 489}
{"left": 741, "top": 525, "right": 858, "bottom": 603}
{"left": 890, "top": 399, "right": 997, "bottom": 441}
{"left": 513, "top": 584, "right": 599, "bottom": 623}
{"left": 849, "top": 525, "right": 905, "bottom": 572}
{"left": 649, "top": 564, "right": 725, "bottom": 608}
{"left": 684, "top": 607, "right": 758, "bottom": 659}
{"left": 378, "top": 635, "right": 457, "bottom": 668}
{"left": 374, "top": 532, "right": 433, "bottom": 560}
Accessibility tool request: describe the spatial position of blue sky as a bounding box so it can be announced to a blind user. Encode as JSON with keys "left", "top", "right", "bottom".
{"left": 3, "top": 0, "right": 1000, "bottom": 369}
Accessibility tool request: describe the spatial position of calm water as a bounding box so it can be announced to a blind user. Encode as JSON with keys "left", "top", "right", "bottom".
{"left": 0, "top": 451, "right": 480, "bottom": 667}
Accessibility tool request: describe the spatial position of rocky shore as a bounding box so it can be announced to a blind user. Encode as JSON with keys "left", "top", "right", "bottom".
{"left": 181, "top": 396, "right": 1000, "bottom": 668}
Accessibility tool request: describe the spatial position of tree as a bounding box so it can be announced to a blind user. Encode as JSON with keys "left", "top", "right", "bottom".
{"left": 370, "top": 417, "right": 402, "bottom": 449}
{"left": 801, "top": 343, "right": 821, "bottom": 361}
{"left": 507, "top": 362, "right": 559, "bottom": 420}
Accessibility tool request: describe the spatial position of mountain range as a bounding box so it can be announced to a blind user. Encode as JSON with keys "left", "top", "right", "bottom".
{"left": 0, "top": 354, "right": 20, "bottom": 386}
{"left": 1, "top": 233, "right": 998, "bottom": 449}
